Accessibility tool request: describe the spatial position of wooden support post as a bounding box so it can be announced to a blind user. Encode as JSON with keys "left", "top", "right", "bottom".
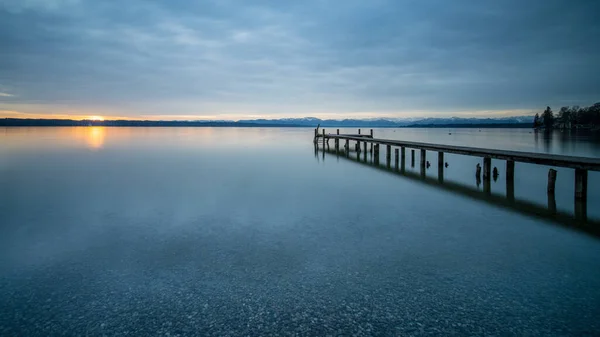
{"left": 506, "top": 160, "right": 515, "bottom": 181}
{"left": 483, "top": 157, "right": 491, "bottom": 180}
{"left": 420, "top": 149, "right": 426, "bottom": 167}
{"left": 314, "top": 128, "right": 317, "bottom": 143}
{"left": 374, "top": 144, "right": 380, "bottom": 164}
{"left": 575, "top": 169, "right": 588, "bottom": 200}
{"left": 438, "top": 152, "right": 444, "bottom": 182}
{"left": 363, "top": 142, "right": 367, "bottom": 160}
{"left": 322, "top": 129, "right": 326, "bottom": 148}
{"left": 401, "top": 147, "right": 406, "bottom": 168}
{"left": 547, "top": 169, "right": 557, "bottom": 194}
{"left": 337, "top": 129, "right": 339, "bottom": 135}
{"left": 345, "top": 139, "right": 349, "bottom": 155}
{"left": 386, "top": 144, "right": 391, "bottom": 166}
{"left": 411, "top": 149, "right": 415, "bottom": 167}
{"left": 394, "top": 148, "right": 399, "bottom": 168}
{"left": 370, "top": 129, "right": 373, "bottom": 137}
{"left": 358, "top": 129, "right": 361, "bottom": 135}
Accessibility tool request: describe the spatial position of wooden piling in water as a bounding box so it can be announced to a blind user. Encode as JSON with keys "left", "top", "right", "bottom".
{"left": 401, "top": 147, "right": 406, "bottom": 165}
{"left": 547, "top": 169, "right": 557, "bottom": 194}
{"left": 358, "top": 129, "right": 361, "bottom": 135}
{"left": 506, "top": 160, "right": 515, "bottom": 181}
{"left": 420, "top": 149, "right": 426, "bottom": 167}
{"left": 386, "top": 145, "right": 391, "bottom": 166}
{"left": 395, "top": 148, "right": 399, "bottom": 168}
{"left": 374, "top": 144, "right": 380, "bottom": 164}
{"left": 483, "top": 157, "right": 491, "bottom": 180}
{"left": 575, "top": 169, "right": 588, "bottom": 200}
{"left": 345, "top": 139, "right": 349, "bottom": 155}
{"left": 411, "top": 149, "right": 415, "bottom": 167}
{"left": 438, "top": 152, "right": 444, "bottom": 182}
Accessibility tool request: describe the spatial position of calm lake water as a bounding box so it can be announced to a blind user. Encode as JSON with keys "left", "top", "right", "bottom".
{"left": 1, "top": 127, "right": 599, "bottom": 336}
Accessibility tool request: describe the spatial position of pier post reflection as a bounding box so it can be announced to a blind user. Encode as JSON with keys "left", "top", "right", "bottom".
{"left": 318, "top": 147, "right": 599, "bottom": 239}
{"left": 548, "top": 193, "right": 557, "bottom": 214}
{"left": 507, "top": 179, "right": 515, "bottom": 203}
{"left": 575, "top": 199, "right": 587, "bottom": 222}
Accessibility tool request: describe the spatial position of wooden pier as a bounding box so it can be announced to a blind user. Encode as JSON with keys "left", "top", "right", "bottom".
{"left": 314, "top": 128, "right": 600, "bottom": 204}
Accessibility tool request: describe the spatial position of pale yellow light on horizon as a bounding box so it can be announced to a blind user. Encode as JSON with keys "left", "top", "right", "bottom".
{"left": 1, "top": 108, "right": 537, "bottom": 121}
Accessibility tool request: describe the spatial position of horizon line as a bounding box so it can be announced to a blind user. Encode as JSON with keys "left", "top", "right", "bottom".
{"left": 1, "top": 115, "right": 535, "bottom": 123}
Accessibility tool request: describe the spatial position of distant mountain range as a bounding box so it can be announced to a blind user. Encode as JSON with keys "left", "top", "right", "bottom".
{"left": 1, "top": 116, "right": 534, "bottom": 127}
{"left": 241, "top": 116, "right": 533, "bottom": 127}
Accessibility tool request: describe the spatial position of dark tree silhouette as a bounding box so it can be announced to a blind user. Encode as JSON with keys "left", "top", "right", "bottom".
{"left": 539, "top": 102, "right": 599, "bottom": 129}
{"left": 542, "top": 106, "right": 554, "bottom": 129}
{"left": 533, "top": 113, "right": 541, "bottom": 128}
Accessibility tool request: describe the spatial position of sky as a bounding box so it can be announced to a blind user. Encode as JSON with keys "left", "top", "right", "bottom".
{"left": 0, "top": 0, "right": 599, "bottom": 121}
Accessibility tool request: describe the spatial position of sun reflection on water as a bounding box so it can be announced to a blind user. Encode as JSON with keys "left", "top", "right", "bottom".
{"left": 86, "top": 127, "right": 106, "bottom": 149}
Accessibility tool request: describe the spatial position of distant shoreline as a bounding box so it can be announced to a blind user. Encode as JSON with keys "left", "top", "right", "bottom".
{"left": 0, "top": 118, "right": 532, "bottom": 129}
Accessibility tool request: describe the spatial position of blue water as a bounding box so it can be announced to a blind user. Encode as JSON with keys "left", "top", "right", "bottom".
{"left": 1, "top": 127, "right": 599, "bottom": 336}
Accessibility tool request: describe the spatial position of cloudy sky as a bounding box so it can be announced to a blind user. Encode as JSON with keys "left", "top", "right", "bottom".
{"left": 0, "top": 0, "right": 599, "bottom": 120}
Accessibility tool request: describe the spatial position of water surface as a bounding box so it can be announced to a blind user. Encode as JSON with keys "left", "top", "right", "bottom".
{"left": 1, "top": 127, "right": 599, "bottom": 336}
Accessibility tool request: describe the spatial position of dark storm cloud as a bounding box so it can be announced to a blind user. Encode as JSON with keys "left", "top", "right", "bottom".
{"left": 0, "top": 0, "right": 599, "bottom": 117}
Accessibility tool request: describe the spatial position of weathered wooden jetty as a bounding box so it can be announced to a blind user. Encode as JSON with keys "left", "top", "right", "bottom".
{"left": 314, "top": 128, "right": 600, "bottom": 204}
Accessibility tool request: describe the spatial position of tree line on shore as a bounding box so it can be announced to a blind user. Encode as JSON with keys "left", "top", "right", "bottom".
{"left": 533, "top": 102, "right": 600, "bottom": 129}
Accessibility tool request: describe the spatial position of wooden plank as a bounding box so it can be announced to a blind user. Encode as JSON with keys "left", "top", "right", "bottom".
{"left": 324, "top": 135, "right": 600, "bottom": 171}
{"left": 321, "top": 134, "right": 373, "bottom": 138}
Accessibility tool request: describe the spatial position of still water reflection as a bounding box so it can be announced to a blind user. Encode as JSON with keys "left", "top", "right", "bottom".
{"left": 1, "top": 127, "right": 600, "bottom": 336}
